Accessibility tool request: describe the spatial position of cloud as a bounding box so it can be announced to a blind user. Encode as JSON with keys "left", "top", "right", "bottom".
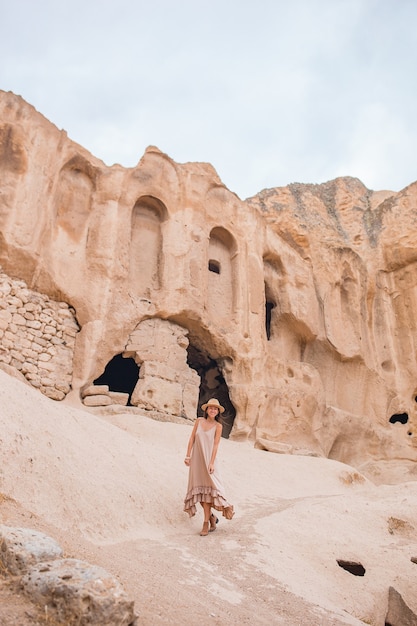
{"left": 1, "top": 0, "right": 417, "bottom": 198}
{"left": 335, "top": 102, "right": 414, "bottom": 191}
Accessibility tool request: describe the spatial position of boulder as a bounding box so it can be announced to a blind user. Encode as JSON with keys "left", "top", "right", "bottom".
{"left": 21, "top": 558, "right": 137, "bottom": 626}
{"left": 0, "top": 526, "right": 63, "bottom": 575}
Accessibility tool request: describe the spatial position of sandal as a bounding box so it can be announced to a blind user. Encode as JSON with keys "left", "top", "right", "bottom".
{"left": 200, "top": 522, "right": 209, "bottom": 536}
{"left": 209, "top": 513, "right": 219, "bottom": 532}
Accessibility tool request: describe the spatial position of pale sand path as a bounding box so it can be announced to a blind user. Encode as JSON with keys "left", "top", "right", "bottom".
{"left": 1, "top": 369, "right": 417, "bottom": 625}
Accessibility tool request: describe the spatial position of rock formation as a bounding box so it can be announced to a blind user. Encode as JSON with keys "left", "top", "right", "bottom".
{"left": 1, "top": 89, "right": 417, "bottom": 477}
{"left": 0, "top": 525, "right": 137, "bottom": 625}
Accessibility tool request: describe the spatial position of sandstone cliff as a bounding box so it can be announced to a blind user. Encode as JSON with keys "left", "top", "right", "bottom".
{"left": 1, "top": 89, "right": 416, "bottom": 478}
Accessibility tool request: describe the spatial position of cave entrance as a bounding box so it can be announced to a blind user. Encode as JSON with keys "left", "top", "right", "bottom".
{"left": 336, "top": 559, "right": 366, "bottom": 576}
{"left": 187, "top": 344, "right": 236, "bottom": 438}
{"left": 94, "top": 353, "right": 139, "bottom": 405}
{"left": 389, "top": 413, "right": 409, "bottom": 425}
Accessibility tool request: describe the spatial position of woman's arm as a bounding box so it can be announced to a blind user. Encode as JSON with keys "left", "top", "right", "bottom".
{"left": 184, "top": 418, "right": 200, "bottom": 465}
{"left": 208, "top": 422, "right": 223, "bottom": 473}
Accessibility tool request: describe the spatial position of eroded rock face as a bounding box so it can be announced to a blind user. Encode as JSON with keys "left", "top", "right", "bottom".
{"left": 1, "top": 90, "right": 417, "bottom": 472}
{"left": 0, "top": 526, "right": 63, "bottom": 575}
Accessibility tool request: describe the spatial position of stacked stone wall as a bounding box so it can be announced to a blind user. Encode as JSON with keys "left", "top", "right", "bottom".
{"left": 0, "top": 269, "right": 78, "bottom": 400}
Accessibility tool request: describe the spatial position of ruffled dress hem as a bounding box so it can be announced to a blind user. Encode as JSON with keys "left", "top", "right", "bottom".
{"left": 184, "top": 486, "right": 234, "bottom": 520}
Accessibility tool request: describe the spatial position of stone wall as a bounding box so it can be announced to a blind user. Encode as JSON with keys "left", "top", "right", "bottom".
{"left": 126, "top": 318, "right": 200, "bottom": 417}
{"left": 0, "top": 269, "right": 78, "bottom": 400}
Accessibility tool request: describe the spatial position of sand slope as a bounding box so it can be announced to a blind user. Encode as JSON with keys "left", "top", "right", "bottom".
{"left": 1, "top": 368, "right": 417, "bottom": 625}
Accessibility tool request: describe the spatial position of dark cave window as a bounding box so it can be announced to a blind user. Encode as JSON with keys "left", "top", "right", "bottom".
{"left": 208, "top": 259, "right": 220, "bottom": 274}
{"left": 265, "top": 300, "right": 275, "bottom": 340}
{"left": 389, "top": 413, "right": 409, "bottom": 425}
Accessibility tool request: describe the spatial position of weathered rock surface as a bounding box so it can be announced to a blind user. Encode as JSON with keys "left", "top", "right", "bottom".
{"left": 126, "top": 318, "right": 200, "bottom": 417}
{"left": 0, "top": 526, "right": 63, "bottom": 575}
{"left": 22, "top": 558, "right": 136, "bottom": 626}
{"left": 1, "top": 89, "right": 417, "bottom": 474}
{"left": 0, "top": 525, "right": 137, "bottom": 625}
{"left": 385, "top": 586, "right": 417, "bottom": 626}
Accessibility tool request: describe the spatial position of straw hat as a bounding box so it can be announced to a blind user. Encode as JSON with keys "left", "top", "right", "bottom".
{"left": 201, "top": 398, "right": 225, "bottom": 413}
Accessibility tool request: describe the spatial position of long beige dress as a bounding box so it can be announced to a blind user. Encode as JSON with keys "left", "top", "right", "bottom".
{"left": 183, "top": 418, "right": 234, "bottom": 519}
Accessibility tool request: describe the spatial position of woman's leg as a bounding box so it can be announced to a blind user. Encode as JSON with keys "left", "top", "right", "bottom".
{"left": 202, "top": 502, "right": 211, "bottom": 522}
{"left": 202, "top": 503, "right": 218, "bottom": 531}
{"left": 200, "top": 502, "right": 211, "bottom": 536}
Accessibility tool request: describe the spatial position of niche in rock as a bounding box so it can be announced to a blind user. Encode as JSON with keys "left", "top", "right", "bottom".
{"left": 129, "top": 195, "right": 167, "bottom": 298}
{"left": 94, "top": 354, "right": 139, "bottom": 405}
{"left": 187, "top": 344, "right": 236, "bottom": 438}
{"left": 0, "top": 124, "right": 27, "bottom": 174}
{"left": 208, "top": 227, "right": 237, "bottom": 321}
{"left": 55, "top": 156, "right": 95, "bottom": 242}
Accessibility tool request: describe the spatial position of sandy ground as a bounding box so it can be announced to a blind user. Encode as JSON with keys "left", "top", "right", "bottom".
{"left": 1, "top": 368, "right": 417, "bottom": 625}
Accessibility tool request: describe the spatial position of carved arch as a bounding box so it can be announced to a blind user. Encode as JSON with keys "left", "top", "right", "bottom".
{"left": 0, "top": 124, "right": 28, "bottom": 233}
{"left": 129, "top": 195, "right": 168, "bottom": 297}
{"left": 55, "top": 155, "right": 96, "bottom": 241}
{"left": 0, "top": 124, "right": 27, "bottom": 174}
{"left": 208, "top": 227, "right": 237, "bottom": 319}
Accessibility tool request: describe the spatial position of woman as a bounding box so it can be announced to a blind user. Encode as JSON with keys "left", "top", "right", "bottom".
{"left": 183, "top": 398, "right": 234, "bottom": 536}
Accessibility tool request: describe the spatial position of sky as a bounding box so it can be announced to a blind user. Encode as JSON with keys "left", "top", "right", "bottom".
{"left": 1, "top": 0, "right": 416, "bottom": 199}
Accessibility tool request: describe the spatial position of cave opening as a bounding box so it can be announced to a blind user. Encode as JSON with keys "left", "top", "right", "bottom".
{"left": 93, "top": 353, "right": 139, "bottom": 405}
{"left": 336, "top": 560, "right": 366, "bottom": 576}
{"left": 186, "top": 344, "right": 236, "bottom": 438}
{"left": 208, "top": 259, "right": 221, "bottom": 274}
{"left": 265, "top": 300, "right": 275, "bottom": 340}
{"left": 389, "top": 413, "right": 409, "bottom": 425}
{"left": 264, "top": 281, "right": 276, "bottom": 341}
